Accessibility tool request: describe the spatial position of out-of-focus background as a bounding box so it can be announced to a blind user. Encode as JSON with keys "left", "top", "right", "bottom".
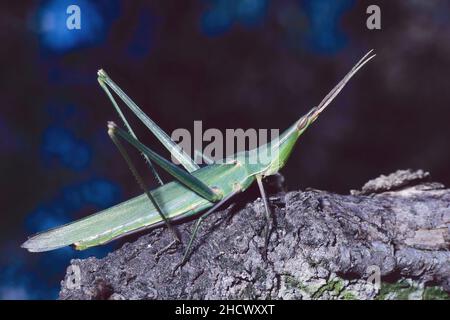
{"left": 0, "top": 0, "right": 449, "bottom": 299}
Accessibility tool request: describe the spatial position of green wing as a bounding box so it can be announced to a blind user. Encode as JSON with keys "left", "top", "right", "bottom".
{"left": 21, "top": 163, "right": 242, "bottom": 252}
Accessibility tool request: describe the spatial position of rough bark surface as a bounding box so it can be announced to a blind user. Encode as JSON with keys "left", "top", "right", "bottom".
{"left": 59, "top": 170, "right": 450, "bottom": 300}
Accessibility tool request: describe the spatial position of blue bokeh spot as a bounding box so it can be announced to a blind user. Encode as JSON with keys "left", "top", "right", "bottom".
{"left": 201, "top": 0, "right": 268, "bottom": 37}
{"left": 36, "top": 0, "right": 117, "bottom": 52}
{"left": 301, "top": 0, "right": 355, "bottom": 54}
{"left": 42, "top": 126, "right": 91, "bottom": 170}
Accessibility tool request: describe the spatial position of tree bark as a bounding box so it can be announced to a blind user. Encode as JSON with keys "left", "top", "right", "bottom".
{"left": 59, "top": 170, "right": 450, "bottom": 300}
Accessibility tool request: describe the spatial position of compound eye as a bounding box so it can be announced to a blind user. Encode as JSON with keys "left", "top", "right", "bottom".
{"left": 297, "top": 116, "right": 308, "bottom": 131}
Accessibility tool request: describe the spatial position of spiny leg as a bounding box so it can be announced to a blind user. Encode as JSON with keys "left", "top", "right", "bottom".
{"left": 256, "top": 175, "right": 273, "bottom": 260}
{"left": 98, "top": 78, "right": 164, "bottom": 186}
{"left": 110, "top": 122, "right": 221, "bottom": 203}
{"left": 174, "top": 189, "right": 240, "bottom": 272}
{"left": 107, "top": 123, "right": 181, "bottom": 246}
{"left": 98, "top": 70, "right": 200, "bottom": 173}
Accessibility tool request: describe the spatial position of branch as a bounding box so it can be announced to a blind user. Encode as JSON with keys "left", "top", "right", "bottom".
{"left": 59, "top": 170, "right": 450, "bottom": 300}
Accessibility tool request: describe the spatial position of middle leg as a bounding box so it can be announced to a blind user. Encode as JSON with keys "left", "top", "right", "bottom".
{"left": 256, "top": 175, "right": 273, "bottom": 260}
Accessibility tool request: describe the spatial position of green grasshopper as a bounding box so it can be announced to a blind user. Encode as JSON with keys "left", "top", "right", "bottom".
{"left": 22, "top": 51, "right": 375, "bottom": 265}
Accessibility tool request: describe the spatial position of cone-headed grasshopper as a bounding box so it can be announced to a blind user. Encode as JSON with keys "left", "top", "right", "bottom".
{"left": 22, "top": 51, "right": 375, "bottom": 264}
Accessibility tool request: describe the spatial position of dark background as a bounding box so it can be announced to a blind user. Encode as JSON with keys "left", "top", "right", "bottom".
{"left": 0, "top": 0, "right": 449, "bottom": 299}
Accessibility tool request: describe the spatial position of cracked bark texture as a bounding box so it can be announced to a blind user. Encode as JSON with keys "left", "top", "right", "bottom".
{"left": 59, "top": 170, "right": 450, "bottom": 300}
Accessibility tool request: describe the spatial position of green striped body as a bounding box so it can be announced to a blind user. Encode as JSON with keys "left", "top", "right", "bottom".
{"left": 23, "top": 162, "right": 254, "bottom": 252}
{"left": 22, "top": 122, "right": 301, "bottom": 252}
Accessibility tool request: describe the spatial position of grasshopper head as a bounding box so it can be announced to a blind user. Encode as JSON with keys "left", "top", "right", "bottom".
{"left": 263, "top": 50, "right": 376, "bottom": 177}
